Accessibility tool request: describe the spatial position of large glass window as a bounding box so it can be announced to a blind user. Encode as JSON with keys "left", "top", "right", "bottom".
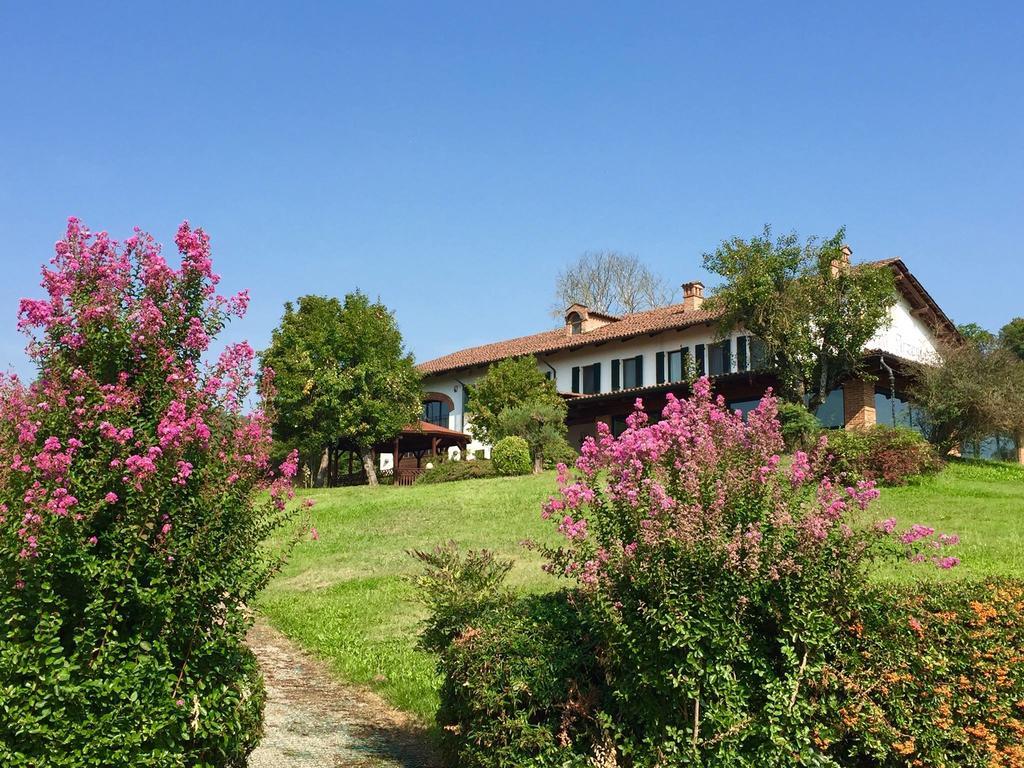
{"left": 422, "top": 399, "right": 450, "bottom": 427}
{"left": 814, "top": 389, "right": 845, "bottom": 429}
{"left": 874, "top": 390, "right": 924, "bottom": 433}
{"left": 728, "top": 398, "right": 762, "bottom": 418}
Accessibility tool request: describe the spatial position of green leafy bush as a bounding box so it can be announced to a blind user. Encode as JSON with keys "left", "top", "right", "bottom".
{"left": 491, "top": 436, "right": 531, "bottom": 476}
{"left": 409, "top": 542, "right": 512, "bottom": 653}
{"left": 822, "top": 579, "right": 1024, "bottom": 766}
{"left": 777, "top": 401, "right": 821, "bottom": 450}
{"left": 434, "top": 591, "right": 604, "bottom": 768}
{"left": 415, "top": 459, "right": 495, "bottom": 484}
{"left": 412, "top": 545, "right": 602, "bottom": 767}
{"left": 0, "top": 220, "right": 301, "bottom": 766}
{"left": 542, "top": 439, "right": 578, "bottom": 470}
{"left": 826, "top": 426, "right": 942, "bottom": 485}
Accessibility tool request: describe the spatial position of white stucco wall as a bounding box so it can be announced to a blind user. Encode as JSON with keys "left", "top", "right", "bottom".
{"left": 866, "top": 297, "right": 939, "bottom": 363}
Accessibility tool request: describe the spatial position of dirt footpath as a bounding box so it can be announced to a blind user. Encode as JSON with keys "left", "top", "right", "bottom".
{"left": 247, "top": 619, "right": 441, "bottom": 768}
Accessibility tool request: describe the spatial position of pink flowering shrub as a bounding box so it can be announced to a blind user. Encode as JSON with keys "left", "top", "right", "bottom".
{"left": 540, "top": 379, "right": 958, "bottom": 765}
{"left": 0, "top": 219, "right": 304, "bottom": 767}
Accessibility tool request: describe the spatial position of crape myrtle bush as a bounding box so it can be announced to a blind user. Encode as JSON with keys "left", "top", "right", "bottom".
{"left": 825, "top": 426, "right": 942, "bottom": 486}
{"left": 422, "top": 379, "right": 971, "bottom": 767}
{"left": 492, "top": 435, "right": 532, "bottom": 476}
{"left": 415, "top": 459, "right": 496, "bottom": 485}
{"left": 820, "top": 580, "right": 1024, "bottom": 767}
{"left": 0, "top": 219, "right": 306, "bottom": 767}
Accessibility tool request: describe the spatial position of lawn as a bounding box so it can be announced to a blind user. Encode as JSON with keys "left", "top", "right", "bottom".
{"left": 258, "top": 460, "right": 1024, "bottom": 722}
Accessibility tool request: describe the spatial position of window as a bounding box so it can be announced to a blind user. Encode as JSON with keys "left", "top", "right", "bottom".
{"left": 568, "top": 312, "right": 583, "bottom": 335}
{"left": 667, "top": 347, "right": 689, "bottom": 382}
{"left": 736, "top": 336, "right": 748, "bottom": 371}
{"left": 814, "top": 389, "right": 845, "bottom": 429}
{"left": 708, "top": 339, "right": 732, "bottom": 376}
{"left": 422, "top": 399, "right": 450, "bottom": 427}
{"left": 622, "top": 355, "right": 642, "bottom": 388}
{"left": 749, "top": 337, "right": 768, "bottom": 370}
{"left": 728, "top": 398, "right": 762, "bottom": 418}
{"left": 611, "top": 415, "right": 629, "bottom": 437}
{"left": 875, "top": 390, "right": 924, "bottom": 433}
{"left": 573, "top": 363, "right": 602, "bottom": 394}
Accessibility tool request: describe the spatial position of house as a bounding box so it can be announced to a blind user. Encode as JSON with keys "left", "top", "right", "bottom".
{"left": 415, "top": 254, "right": 959, "bottom": 458}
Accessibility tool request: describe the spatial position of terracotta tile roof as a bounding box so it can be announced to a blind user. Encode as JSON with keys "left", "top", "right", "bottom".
{"left": 417, "top": 259, "right": 956, "bottom": 377}
{"left": 403, "top": 420, "right": 470, "bottom": 439}
{"left": 417, "top": 304, "right": 723, "bottom": 376}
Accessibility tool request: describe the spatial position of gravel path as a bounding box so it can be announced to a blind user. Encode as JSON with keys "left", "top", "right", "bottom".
{"left": 247, "top": 619, "right": 441, "bottom": 768}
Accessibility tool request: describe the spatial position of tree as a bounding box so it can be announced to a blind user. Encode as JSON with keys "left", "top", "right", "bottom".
{"left": 910, "top": 338, "right": 1024, "bottom": 457}
{"left": 261, "top": 295, "right": 348, "bottom": 479}
{"left": 957, "top": 322, "right": 995, "bottom": 346}
{"left": 466, "top": 357, "right": 565, "bottom": 447}
{"left": 999, "top": 317, "right": 1024, "bottom": 360}
{"left": 553, "top": 251, "right": 674, "bottom": 316}
{"left": 703, "top": 226, "right": 897, "bottom": 410}
{"left": 262, "top": 291, "right": 422, "bottom": 486}
{"left": 494, "top": 400, "right": 570, "bottom": 473}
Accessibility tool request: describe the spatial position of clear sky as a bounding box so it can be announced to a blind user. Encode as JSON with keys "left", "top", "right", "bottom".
{"left": 1, "top": 1, "right": 1021, "bottom": 379}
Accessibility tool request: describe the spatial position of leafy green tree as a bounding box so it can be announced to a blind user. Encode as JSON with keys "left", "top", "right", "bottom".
{"left": 703, "top": 226, "right": 896, "bottom": 410}
{"left": 1000, "top": 317, "right": 1024, "bottom": 360}
{"left": 494, "top": 400, "right": 570, "bottom": 473}
{"left": 262, "top": 292, "right": 422, "bottom": 486}
{"left": 261, "top": 295, "right": 346, "bottom": 478}
{"left": 911, "top": 339, "right": 1024, "bottom": 456}
{"left": 957, "top": 322, "right": 995, "bottom": 346}
{"left": 466, "top": 356, "right": 564, "bottom": 446}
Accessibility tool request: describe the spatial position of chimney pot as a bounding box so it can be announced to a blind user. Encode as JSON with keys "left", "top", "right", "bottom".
{"left": 682, "top": 281, "right": 705, "bottom": 311}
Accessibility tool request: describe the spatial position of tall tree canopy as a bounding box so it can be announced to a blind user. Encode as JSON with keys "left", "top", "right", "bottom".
{"left": 261, "top": 292, "right": 422, "bottom": 486}
{"left": 465, "top": 356, "right": 566, "bottom": 449}
{"left": 554, "top": 251, "right": 673, "bottom": 316}
{"left": 1000, "top": 317, "right": 1024, "bottom": 361}
{"left": 703, "top": 226, "right": 897, "bottom": 410}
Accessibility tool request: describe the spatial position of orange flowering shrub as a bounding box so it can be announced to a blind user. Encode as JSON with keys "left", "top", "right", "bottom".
{"left": 821, "top": 580, "right": 1024, "bottom": 767}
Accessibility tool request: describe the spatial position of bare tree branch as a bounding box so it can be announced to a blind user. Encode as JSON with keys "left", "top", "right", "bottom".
{"left": 553, "top": 251, "right": 675, "bottom": 316}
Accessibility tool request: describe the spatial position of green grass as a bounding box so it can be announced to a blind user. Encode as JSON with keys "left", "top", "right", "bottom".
{"left": 259, "top": 460, "right": 1024, "bottom": 722}
{"left": 259, "top": 473, "right": 561, "bottom": 721}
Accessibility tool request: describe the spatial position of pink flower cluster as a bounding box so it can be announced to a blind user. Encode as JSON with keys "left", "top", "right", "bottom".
{"left": 542, "top": 377, "right": 959, "bottom": 591}
{"left": 0, "top": 217, "right": 301, "bottom": 580}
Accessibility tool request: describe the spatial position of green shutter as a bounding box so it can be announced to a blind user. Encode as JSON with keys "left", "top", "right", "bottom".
{"left": 681, "top": 346, "right": 691, "bottom": 380}
{"left": 571, "top": 366, "right": 580, "bottom": 393}
{"left": 737, "top": 336, "right": 748, "bottom": 371}
{"left": 635, "top": 355, "right": 644, "bottom": 387}
{"left": 592, "top": 362, "right": 602, "bottom": 393}
{"left": 695, "top": 344, "right": 705, "bottom": 376}
{"left": 723, "top": 338, "right": 733, "bottom": 373}
{"left": 611, "top": 359, "right": 620, "bottom": 391}
{"left": 655, "top": 351, "right": 665, "bottom": 384}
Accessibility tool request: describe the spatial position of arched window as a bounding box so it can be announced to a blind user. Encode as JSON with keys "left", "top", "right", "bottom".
{"left": 567, "top": 312, "right": 583, "bottom": 335}
{"left": 422, "top": 398, "right": 451, "bottom": 427}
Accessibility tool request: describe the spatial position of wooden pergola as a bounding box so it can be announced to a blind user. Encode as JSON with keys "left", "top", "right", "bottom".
{"left": 374, "top": 421, "right": 470, "bottom": 485}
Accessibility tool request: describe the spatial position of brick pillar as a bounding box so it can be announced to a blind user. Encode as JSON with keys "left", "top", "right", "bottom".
{"left": 843, "top": 379, "right": 876, "bottom": 430}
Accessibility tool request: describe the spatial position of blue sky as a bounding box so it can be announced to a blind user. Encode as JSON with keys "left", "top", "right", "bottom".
{"left": 1, "top": 2, "right": 1021, "bottom": 379}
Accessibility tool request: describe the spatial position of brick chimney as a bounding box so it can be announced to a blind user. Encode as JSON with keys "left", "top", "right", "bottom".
{"left": 831, "top": 244, "right": 853, "bottom": 277}
{"left": 681, "top": 281, "right": 705, "bottom": 311}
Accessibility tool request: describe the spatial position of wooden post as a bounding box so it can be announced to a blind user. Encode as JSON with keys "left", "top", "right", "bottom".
{"left": 393, "top": 437, "right": 401, "bottom": 481}
{"left": 431, "top": 436, "right": 439, "bottom": 459}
